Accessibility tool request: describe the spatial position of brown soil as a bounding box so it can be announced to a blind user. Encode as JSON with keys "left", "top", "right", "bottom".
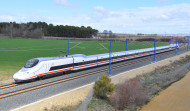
{"left": 0, "top": 77, "right": 14, "bottom": 84}
{"left": 141, "top": 71, "right": 190, "bottom": 111}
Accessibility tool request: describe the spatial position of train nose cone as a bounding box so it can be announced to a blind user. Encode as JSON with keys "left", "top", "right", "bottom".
{"left": 13, "top": 72, "right": 26, "bottom": 81}
{"left": 13, "top": 73, "right": 21, "bottom": 81}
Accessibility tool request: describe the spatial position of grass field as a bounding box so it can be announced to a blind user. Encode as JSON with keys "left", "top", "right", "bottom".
{"left": 0, "top": 38, "right": 168, "bottom": 77}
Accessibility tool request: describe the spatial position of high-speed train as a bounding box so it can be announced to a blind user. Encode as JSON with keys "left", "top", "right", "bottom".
{"left": 13, "top": 44, "right": 177, "bottom": 82}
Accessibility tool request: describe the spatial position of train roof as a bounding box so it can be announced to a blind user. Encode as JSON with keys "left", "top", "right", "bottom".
{"left": 36, "top": 44, "right": 176, "bottom": 62}
{"left": 36, "top": 54, "right": 87, "bottom": 62}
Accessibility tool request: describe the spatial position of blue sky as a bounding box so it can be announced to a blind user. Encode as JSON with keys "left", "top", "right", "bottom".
{"left": 0, "top": 0, "right": 190, "bottom": 34}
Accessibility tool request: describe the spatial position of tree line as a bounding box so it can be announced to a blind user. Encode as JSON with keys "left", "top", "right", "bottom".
{"left": 0, "top": 22, "right": 98, "bottom": 38}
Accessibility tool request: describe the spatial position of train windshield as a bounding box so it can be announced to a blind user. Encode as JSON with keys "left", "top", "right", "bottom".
{"left": 24, "top": 59, "right": 39, "bottom": 68}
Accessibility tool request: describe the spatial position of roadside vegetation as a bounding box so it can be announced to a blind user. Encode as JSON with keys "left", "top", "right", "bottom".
{"left": 94, "top": 74, "right": 114, "bottom": 99}
{"left": 110, "top": 79, "right": 147, "bottom": 110}
{"left": 87, "top": 55, "right": 190, "bottom": 111}
{"left": 88, "top": 74, "right": 115, "bottom": 111}
{"left": 138, "top": 56, "right": 190, "bottom": 98}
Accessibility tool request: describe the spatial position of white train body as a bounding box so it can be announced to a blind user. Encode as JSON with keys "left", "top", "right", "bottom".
{"left": 13, "top": 44, "right": 177, "bottom": 82}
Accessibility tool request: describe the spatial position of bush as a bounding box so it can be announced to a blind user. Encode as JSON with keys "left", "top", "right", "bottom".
{"left": 110, "top": 79, "right": 147, "bottom": 110}
{"left": 94, "top": 74, "right": 114, "bottom": 99}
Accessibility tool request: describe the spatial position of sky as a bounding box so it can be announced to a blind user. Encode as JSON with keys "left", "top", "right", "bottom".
{"left": 0, "top": 0, "right": 190, "bottom": 34}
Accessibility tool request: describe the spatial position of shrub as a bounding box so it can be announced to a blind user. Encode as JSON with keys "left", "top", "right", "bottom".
{"left": 110, "top": 78, "right": 147, "bottom": 110}
{"left": 94, "top": 74, "right": 114, "bottom": 99}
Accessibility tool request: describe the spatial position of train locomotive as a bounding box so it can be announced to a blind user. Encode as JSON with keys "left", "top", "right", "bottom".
{"left": 13, "top": 44, "right": 177, "bottom": 82}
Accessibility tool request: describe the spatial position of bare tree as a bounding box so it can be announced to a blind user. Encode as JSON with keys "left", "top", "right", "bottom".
{"left": 10, "top": 23, "right": 13, "bottom": 38}
{"left": 103, "top": 30, "right": 108, "bottom": 38}
{"left": 109, "top": 30, "right": 113, "bottom": 38}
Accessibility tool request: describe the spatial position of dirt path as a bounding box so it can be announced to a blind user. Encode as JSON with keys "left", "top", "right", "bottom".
{"left": 141, "top": 71, "right": 190, "bottom": 111}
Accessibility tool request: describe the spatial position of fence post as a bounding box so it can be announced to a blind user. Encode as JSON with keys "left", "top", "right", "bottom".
{"left": 184, "top": 38, "right": 186, "bottom": 46}
{"left": 109, "top": 40, "right": 112, "bottom": 76}
{"left": 125, "top": 39, "right": 128, "bottom": 51}
{"left": 67, "top": 39, "right": 70, "bottom": 55}
{"left": 175, "top": 39, "right": 178, "bottom": 56}
{"left": 187, "top": 38, "right": 189, "bottom": 52}
{"left": 153, "top": 39, "right": 156, "bottom": 62}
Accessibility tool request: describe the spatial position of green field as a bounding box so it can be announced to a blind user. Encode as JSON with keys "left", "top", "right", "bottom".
{"left": 0, "top": 38, "right": 168, "bottom": 77}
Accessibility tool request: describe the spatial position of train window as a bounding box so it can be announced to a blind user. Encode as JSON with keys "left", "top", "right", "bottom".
{"left": 50, "top": 63, "right": 74, "bottom": 71}
{"left": 24, "top": 59, "right": 39, "bottom": 68}
{"left": 74, "top": 63, "right": 79, "bottom": 66}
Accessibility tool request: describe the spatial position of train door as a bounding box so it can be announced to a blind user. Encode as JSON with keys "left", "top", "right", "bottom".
{"left": 33, "top": 63, "right": 47, "bottom": 78}
{"left": 97, "top": 56, "right": 99, "bottom": 66}
{"left": 46, "top": 63, "right": 53, "bottom": 72}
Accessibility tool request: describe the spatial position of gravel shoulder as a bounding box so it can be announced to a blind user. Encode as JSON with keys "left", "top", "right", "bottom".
{"left": 13, "top": 52, "right": 190, "bottom": 111}
{"left": 141, "top": 71, "right": 190, "bottom": 111}
{"left": 13, "top": 84, "right": 93, "bottom": 111}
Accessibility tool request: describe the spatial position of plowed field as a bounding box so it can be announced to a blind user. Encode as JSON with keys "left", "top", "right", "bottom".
{"left": 141, "top": 72, "right": 190, "bottom": 111}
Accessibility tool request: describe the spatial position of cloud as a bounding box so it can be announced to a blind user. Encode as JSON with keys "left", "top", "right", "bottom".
{"left": 1, "top": 4, "right": 190, "bottom": 34}
{"left": 0, "top": 14, "right": 52, "bottom": 23}
{"left": 157, "top": 0, "right": 169, "bottom": 4}
{"left": 91, "top": 6, "right": 109, "bottom": 20}
{"left": 91, "top": 6, "right": 123, "bottom": 21}
{"left": 84, "top": 4, "right": 190, "bottom": 34}
{"left": 55, "top": 0, "right": 78, "bottom": 7}
{"left": 93, "top": 6, "right": 106, "bottom": 12}
{"left": 0, "top": 16, "right": 14, "bottom": 21}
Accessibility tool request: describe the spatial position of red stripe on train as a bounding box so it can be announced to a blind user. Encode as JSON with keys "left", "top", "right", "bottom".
{"left": 29, "top": 48, "right": 173, "bottom": 79}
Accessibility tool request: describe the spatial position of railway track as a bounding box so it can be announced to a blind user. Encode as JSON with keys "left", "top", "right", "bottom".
{"left": 0, "top": 56, "right": 153, "bottom": 100}
{"left": 0, "top": 49, "right": 175, "bottom": 91}
{"left": 0, "top": 48, "right": 184, "bottom": 100}
{"left": 0, "top": 83, "right": 18, "bottom": 90}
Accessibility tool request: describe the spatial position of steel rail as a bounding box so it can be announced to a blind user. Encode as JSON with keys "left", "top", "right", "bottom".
{"left": 0, "top": 56, "right": 154, "bottom": 100}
